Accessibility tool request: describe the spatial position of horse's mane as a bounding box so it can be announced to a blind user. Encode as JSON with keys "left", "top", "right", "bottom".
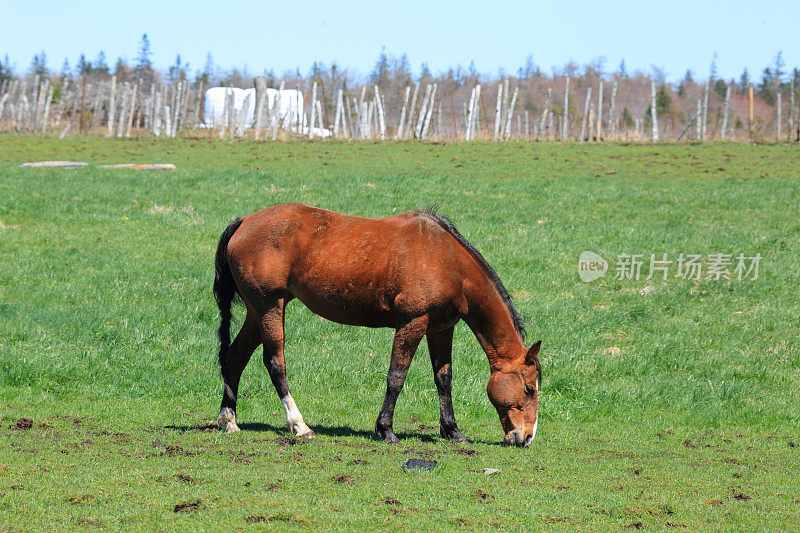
{"left": 416, "top": 205, "right": 527, "bottom": 341}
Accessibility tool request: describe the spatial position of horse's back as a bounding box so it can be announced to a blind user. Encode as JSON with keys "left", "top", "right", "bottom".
{"left": 226, "top": 203, "right": 465, "bottom": 327}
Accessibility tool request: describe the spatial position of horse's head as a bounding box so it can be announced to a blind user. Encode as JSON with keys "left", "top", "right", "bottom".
{"left": 487, "top": 340, "right": 541, "bottom": 447}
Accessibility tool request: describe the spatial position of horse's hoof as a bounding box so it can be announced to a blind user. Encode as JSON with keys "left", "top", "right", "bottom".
{"left": 383, "top": 433, "right": 400, "bottom": 444}
{"left": 450, "top": 433, "right": 470, "bottom": 444}
{"left": 291, "top": 422, "right": 315, "bottom": 439}
{"left": 441, "top": 427, "right": 470, "bottom": 444}
{"left": 217, "top": 408, "right": 240, "bottom": 433}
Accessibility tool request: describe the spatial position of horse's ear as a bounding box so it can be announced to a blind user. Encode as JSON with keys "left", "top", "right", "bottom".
{"left": 525, "top": 340, "right": 541, "bottom": 366}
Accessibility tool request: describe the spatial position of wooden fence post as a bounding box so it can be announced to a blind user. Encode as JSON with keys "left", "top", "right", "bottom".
{"left": 55, "top": 78, "right": 69, "bottom": 125}
{"left": 448, "top": 96, "right": 456, "bottom": 139}
{"left": 748, "top": 86, "right": 754, "bottom": 141}
{"left": 608, "top": 80, "right": 617, "bottom": 139}
{"left": 701, "top": 80, "right": 710, "bottom": 140}
{"left": 721, "top": 84, "right": 731, "bottom": 140}
{"left": 415, "top": 84, "right": 431, "bottom": 139}
{"left": 788, "top": 76, "right": 795, "bottom": 140}
{"left": 91, "top": 83, "right": 102, "bottom": 127}
{"left": 421, "top": 84, "right": 437, "bottom": 139}
{"left": 253, "top": 77, "right": 267, "bottom": 139}
{"left": 503, "top": 87, "right": 518, "bottom": 140}
{"left": 396, "top": 86, "right": 411, "bottom": 139}
{"left": 695, "top": 99, "right": 702, "bottom": 140}
{"left": 538, "top": 88, "right": 550, "bottom": 140}
{"left": 375, "top": 85, "right": 386, "bottom": 139}
{"left": 580, "top": 87, "right": 592, "bottom": 143}
{"left": 776, "top": 92, "right": 782, "bottom": 140}
{"left": 562, "top": 77, "right": 569, "bottom": 140}
{"left": 500, "top": 79, "right": 510, "bottom": 138}
{"left": 596, "top": 81, "right": 603, "bottom": 140}
{"left": 333, "top": 88, "right": 343, "bottom": 138}
{"left": 153, "top": 90, "right": 162, "bottom": 136}
{"left": 405, "top": 84, "right": 419, "bottom": 140}
{"left": 126, "top": 84, "right": 137, "bottom": 137}
{"left": 115, "top": 83, "right": 126, "bottom": 137}
{"left": 78, "top": 77, "right": 86, "bottom": 133}
{"left": 272, "top": 81, "right": 284, "bottom": 140}
{"left": 236, "top": 93, "right": 250, "bottom": 138}
{"left": 107, "top": 76, "right": 116, "bottom": 136}
{"left": 493, "top": 82, "right": 503, "bottom": 140}
{"left": 650, "top": 80, "right": 659, "bottom": 142}
{"left": 465, "top": 85, "right": 477, "bottom": 140}
{"left": 309, "top": 81, "right": 318, "bottom": 139}
{"left": 41, "top": 83, "right": 53, "bottom": 134}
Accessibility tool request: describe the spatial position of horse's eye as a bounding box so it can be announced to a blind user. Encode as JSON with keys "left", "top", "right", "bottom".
{"left": 525, "top": 385, "right": 535, "bottom": 396}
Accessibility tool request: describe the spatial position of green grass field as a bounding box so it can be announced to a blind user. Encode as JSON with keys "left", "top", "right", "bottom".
{"left": 1, "top": 136, "right": 799, "bottom": 530}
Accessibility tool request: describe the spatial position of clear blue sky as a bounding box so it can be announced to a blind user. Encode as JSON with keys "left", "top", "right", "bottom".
{"left": 4, "top": 0, "right": 797, "bottom": 82}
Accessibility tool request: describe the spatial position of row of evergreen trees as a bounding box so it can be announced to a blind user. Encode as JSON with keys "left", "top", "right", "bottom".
{"left": 1, "top": 36, "right": 796, "bottom": 107}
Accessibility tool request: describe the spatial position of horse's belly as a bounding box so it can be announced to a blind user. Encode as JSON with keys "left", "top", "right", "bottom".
{"left": 290, "top": 279, "right": 396, "bottom": 328}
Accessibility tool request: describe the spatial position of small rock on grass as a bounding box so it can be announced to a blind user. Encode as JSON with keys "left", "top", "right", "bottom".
{"left": 403, "top": 458, "right": 437, "bottom": 472}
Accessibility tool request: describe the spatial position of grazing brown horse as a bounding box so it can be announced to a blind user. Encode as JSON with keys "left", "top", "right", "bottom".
{"left": 214, "top": 202, "right": 541, "bottom": 447}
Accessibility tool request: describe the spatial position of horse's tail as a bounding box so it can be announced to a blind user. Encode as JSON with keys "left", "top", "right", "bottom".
{"left": 214, "top": 217, "right": 244, "bottom": 387}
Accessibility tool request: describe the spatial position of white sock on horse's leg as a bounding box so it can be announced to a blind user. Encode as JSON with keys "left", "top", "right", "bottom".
{"left": 281, "top": 394, "right": 314, "bottom": 437}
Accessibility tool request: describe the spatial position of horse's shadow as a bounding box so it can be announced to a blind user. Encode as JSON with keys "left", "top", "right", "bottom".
{"left": 164, "top": 421, "right": 499, "bottom": 446}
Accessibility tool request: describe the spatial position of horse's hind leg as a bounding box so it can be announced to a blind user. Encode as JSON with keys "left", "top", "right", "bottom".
{"left": 260, "top": 298, "right": 314, "bottom": 438}
{"left": 218, "top": 311, "right": 262, "bottom": 432}
{"left": 427, "top": 327, "right": 469, "bottom": 443}
{"left": 375, "top": 316, "right": 429, "bottom": 443}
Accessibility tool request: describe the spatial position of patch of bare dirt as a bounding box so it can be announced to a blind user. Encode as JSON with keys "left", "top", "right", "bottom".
{"left": 544, "top": 516, "right": 574, "bottom": 524}
{"left": 476, "top": 490, "right": 495, "bottom": 503}
{"left": 455, "top": 448, "right": 481, "bottom": 456}
{"left": 261, "top": 512, "right": 311, "bottom": 525}
{"left": 732, "top": 490, "right": 751, "bottom": 501}
{"left": 77, "top": 518, "right": 101, "bottom": 528}
{"left": 272, "top": 436, "right": 302, "bottom": 446}
{"left": 334, "top": 475, "right": 354, "bottom": 484}
{"left": 382, "top": 496, "right": 401, "bottom": 506}
{"left": 175, "top": 473, "right": 194, "bottom": 484}
{"left": 173, "top": 500, "right": 203, "bottom": 513}
{"left": 67, "top": 494, "right": 95, "bottom": 505}
{"left": 10, "top": 418, "right": 33, "bottom": 431}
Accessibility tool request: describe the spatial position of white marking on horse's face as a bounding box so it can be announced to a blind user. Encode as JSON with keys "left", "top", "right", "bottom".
{"left": 281, "top": 394, "right": 314, "bottom": 438}
{"left": 217, "top": 407, "right": 240, "bottom": 433}
{"left": 528, "top": 390, "right": 539, "bottom": 444}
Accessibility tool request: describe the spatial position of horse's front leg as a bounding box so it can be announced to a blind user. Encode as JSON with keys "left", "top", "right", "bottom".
{"left": 260, "top": 300, "right": 314, "bottom": 438}
{"left": 375, "top": 316, "right": 429, "bottom": 443}
{"left": 427, "top": 326, "right": 469, "bottom": 443}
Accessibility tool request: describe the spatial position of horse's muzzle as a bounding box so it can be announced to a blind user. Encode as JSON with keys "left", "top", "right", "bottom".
{"left": 505, "top": 429, "right": 533, "bottom": 447}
